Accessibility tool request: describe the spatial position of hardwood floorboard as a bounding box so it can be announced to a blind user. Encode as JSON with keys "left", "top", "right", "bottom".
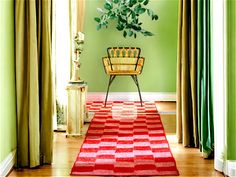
{"left": 9, "top": 102, "right": 224, "bottom": 177}
{"left": 9, "top": 131, "right": 224, "bottom": 177}
{"left": 156, "top": 101, "right": 176, "bottom": 113}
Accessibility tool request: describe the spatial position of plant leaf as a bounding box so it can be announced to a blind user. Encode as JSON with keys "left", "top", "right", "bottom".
{"left": 138, "top": 8, "right": 146, "bottom": 14}
{"left": 118, "top": 15, "right": 127, "bottom": 23}
{"left": 128, "top": 30, "right": 133, "bottom": 37}
{"left": 123, "top": 30, "right": 127, "bottom": 38}
{"left": 106, "top": 0, "right": 112, "bottom": 5}
{"left": 142, "top": 30, "right": 154, "bottom": 36}
{"left": 95, "top": 0, "right": 158, "bottom": 38}
{"left": 130, "top": 0, "right": 137, "bottom": 6}
{"left": 97, "top": 8, "right": 104, "bottom": 13}
{"left": 124, "top": 8, "right": 131, "bottom": 14}
{"left": 116, "top": 24, "right": 125, "bottom": 31}
{"left": 131, "top": 24, "right": 141, "bottom": 31}
{"left": 104, "top": 2, "right": 112, "bottom": 10}
{"left": 154, "top": 15, "right": 158, "bottom": 20}
{"left": 120, "top": 5, "right": 127, "bottom": 11}
{"left": 96, "top": 24, "right": 102, "bottom": 30}
{"left": 131, "top": 12, "right": 136, "bottom": 19}
{"left": 134, "top": 4, "right": 141, "bottom": 13}
{"left": 94, "top": 17, "right": 101, "bottom": 23}
{"left": 101, "top": 20, "right": 108, "bottom": 26}
{"left": 143, "top": 0, "right": 149, "bottom": 5}
{"left": 113, "top": 0, "right": 119, "bottom": 4}
{"left": 110, "top": 14, "right": 116, "bottom": 19}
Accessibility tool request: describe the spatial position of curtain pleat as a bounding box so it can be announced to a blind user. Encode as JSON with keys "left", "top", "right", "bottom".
{"left": 197, "top": 0, "right": 214, "bottom": 158}
{"left": 15, "top": 0, "right": 54, "bottom": 167}
{"left": 40, "top": 0, "right": 54, "bottom": 164}
{"left": 177, "top": 0, "right": 214, "bottom": 155}
{"left": 177, "top": 0, "right": 199, "bottom": 147}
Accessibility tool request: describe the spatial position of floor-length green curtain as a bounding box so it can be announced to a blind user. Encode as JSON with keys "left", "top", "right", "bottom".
{"left": 177, "top": 0, "right": 199, "bottom": 147}
{"left": 197, "top": 0, "right": 214, "bottom": 158}
{"left": 15, "top": 0, "right": 55, "bottom": 167}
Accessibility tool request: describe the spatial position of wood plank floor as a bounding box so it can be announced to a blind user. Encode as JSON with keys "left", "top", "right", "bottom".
{"left": 9, "top": 102, "right": 224, "bottom": 177}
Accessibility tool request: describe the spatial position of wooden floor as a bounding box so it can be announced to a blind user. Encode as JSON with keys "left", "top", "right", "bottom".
{"left": 9, "top": 102, "right": 224, "bottom": 177}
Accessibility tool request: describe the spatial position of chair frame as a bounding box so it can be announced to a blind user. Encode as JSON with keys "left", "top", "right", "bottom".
{"left": 102, "top": 47, "right": 144, "bottom": 106}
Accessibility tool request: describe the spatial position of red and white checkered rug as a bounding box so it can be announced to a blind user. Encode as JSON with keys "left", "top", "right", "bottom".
{"left": 71, "top": 102, "right": 179, "bottom": 176}
{"left": 86, "top": 101, "right": 157, "bottom": 114}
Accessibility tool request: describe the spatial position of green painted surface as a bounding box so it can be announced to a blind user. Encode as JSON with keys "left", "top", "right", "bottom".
{"left": 226, "top": 0, "right": 236, "bottom": 160}
{"left": 0, "top": 0, "right": 17, "bottom": 163}
{"left": 81, "top": 0, "right": 178, "bottom": 92}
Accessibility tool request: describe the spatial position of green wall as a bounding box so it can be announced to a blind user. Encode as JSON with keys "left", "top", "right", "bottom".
{"left": 81, "top": 0, "right": 178, "bottom": 92}
{"left": 226, "top": 0, "right": 236, "bottom": 160}
{"left": 0, "top": 0, "right": 17, "bottom": 163}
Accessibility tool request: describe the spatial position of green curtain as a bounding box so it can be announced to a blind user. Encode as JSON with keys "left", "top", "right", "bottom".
{"left": 197, "top": 0, "right": 214, "bottom": 158}
{"left": 177, "top": 0, "right": 199, "bottom": 147}
{"left": 15, "top": 0, "right": 55, "bottom": 167}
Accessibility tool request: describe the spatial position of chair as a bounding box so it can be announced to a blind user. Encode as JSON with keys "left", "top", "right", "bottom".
{"left": 102, "top": 47, "right": 145, "bottom": 106}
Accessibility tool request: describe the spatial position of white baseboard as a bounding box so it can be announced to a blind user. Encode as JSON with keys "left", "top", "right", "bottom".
{"left": 227, "top": 160, "right": 236, "bottom": 177}
{"left": 215, "top": 157, "right": 225, "bottom": 173}
{"left": 87, "top": 92, "right": 176, "bottom": 102}
{"left": 0, "top": 149, "right": 16, "bottom": 177}
{"left": 215, "top": 158, "right": 236, "bottom": 177}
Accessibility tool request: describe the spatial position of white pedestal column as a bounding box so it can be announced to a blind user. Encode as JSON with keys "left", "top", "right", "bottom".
{"left": 65, "top": 83, "right": 87, "bottom": 137}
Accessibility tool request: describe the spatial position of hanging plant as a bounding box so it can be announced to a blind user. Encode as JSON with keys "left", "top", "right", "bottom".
{"left": 94, "top": 0, "right": 158, "bottom": 38}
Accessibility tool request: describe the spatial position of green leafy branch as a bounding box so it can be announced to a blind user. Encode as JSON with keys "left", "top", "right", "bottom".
{"left": 94, "top": 0, "right": 158, "bottom": 38}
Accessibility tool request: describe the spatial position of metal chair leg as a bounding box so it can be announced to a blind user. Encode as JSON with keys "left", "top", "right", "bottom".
{"left": 131, "top": 75, "right": 143, "bottom": 106}
{"left": 104, "top": 75, "right": 116, "bottom": 106}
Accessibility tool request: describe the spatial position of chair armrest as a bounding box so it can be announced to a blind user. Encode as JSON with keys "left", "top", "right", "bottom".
{"left": 102, "top": 57, "right": 112, "bottom": 74}
{"left": 136, "top": 57, "right": 145, "bottom": 74}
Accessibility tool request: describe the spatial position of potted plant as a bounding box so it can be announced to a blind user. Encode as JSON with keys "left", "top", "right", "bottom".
{"left": 94, "top": 0, "right": 158, "bottom": 38}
